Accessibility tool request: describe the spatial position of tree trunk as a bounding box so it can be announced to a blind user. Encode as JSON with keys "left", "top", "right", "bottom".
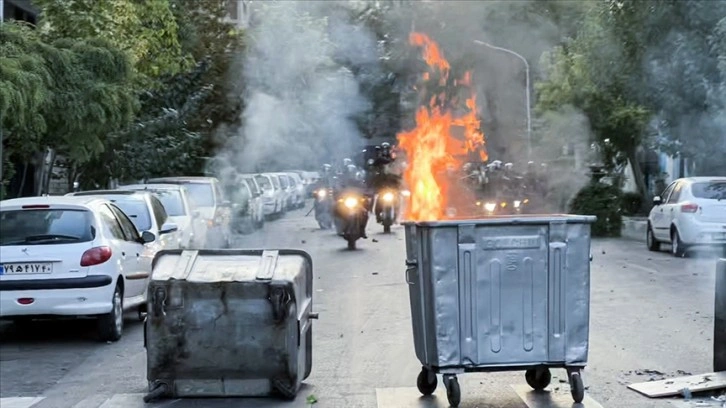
{"left": 18, "top": 162, "right": 28, "bottom": 196}
{"left": 43, "top": 150, "right": 56, "bottom": 195}
{"left": 626, "top": 146, "right": 649, "bottom": 211}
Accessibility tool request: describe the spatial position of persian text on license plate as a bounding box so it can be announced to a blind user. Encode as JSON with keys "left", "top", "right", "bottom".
{"left": 0, "top": 263, "right": 54, "bottom": 275}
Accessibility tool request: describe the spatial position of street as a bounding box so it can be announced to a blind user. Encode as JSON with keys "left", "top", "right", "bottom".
{"left": 0, "top": 205, "right": 722, "bottom": 408}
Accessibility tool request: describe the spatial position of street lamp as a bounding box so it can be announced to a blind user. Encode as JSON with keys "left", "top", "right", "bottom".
{"left": 473, "top": 39, "right": 531, "bottom": 159}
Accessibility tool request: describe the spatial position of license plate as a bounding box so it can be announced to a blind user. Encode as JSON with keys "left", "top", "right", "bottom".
{"left": 0, "top": 263, "right": 54, "bottom": 275}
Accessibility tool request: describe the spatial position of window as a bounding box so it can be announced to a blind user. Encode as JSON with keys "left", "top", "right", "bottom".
{"left": 660, "top": 182, "right": 676, "bottom": 202}
{"left": 255, "top": 175, "right": 272, "bottom": 190}
{"left": 270, "top": 176, "right": 281, "bottom": 189}
{"left": 150, "top": 196, "right": 168, "bottom": 227}
{"left": 278, "top": 176, "right": 289, "bottom": 189}
{"left": 152, "top": 189, "right": 185, "bottom": 216}
{"left": 245, "top": 178, "right": 260, "bottom": 196}
{"left": 667, "top": 182, "right": 683, "bottom": 204}
{"left": 108, "top": 197, "right": 152, "bottom": 232}
{"left": 98, "top": 205, "right": 126, "bottom": 241}
{"left": 0, "top": 209, "right": 95, "bottom": 246}
{"left": 184, "top": 183, "right": 215, "bottom": 207}
{"left": 109, "top": 204, "right": 141, "bottom": 242}
{"left": 691, "top": 181, "right": 726, "bottom": 200}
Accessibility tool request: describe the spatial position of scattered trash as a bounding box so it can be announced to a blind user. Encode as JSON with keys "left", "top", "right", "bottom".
{"left": 301, "top": 240, "right": 306, "bottom": 244}
{"left": 306, "top": 394, "right": 318, "bottom": 405}
{"left": 372, "top": 238, "right": 379, "bottom": 243}
{"left": 372, "top": 272, "right": 378, "bottom": 275}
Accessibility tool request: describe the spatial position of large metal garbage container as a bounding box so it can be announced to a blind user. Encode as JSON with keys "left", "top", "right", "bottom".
{"left": 404, "top": 215, "right": 596, "bottom": 407}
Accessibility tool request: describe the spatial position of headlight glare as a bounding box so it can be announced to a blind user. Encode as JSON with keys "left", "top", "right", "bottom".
{"left": 484, "top": 202, "right": 496, "bottom": 212}
{"left": 344, "top": 197, "right": 358, "bottom": 209}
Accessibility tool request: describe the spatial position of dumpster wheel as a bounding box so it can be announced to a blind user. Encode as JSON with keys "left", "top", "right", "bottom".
{"left": 525, "top": 367, "right": 551, "bottom": 390}
{"left": 569, "top": 370, "right": 585, "bottom": 403}
{"left": 416, "top": 367, "right": 437, "bottom": 395}
{"left": 443, "top": 374, "right": 460, "bottom": 407}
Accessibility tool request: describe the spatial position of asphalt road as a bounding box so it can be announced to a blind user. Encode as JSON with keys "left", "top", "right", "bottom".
{"left": 0, "top": 205, "right": 723, "bottom": 408}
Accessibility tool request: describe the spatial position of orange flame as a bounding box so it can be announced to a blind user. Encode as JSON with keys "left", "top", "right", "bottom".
{"left": 397, "top": 33, "right": 487, "bottom": 221}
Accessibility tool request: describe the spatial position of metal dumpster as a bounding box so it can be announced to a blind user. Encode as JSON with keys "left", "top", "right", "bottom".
{"left": 404, "top": 215, "right": 596, "bottom": 407}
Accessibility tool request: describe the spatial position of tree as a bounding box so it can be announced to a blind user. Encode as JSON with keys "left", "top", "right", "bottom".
{"left": 34, "top": 0, "right": 189, "bottom": 85}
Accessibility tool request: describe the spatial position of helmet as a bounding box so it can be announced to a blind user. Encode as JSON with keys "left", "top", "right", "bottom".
{"left": 504, "top": 162, "right": 513, "bottom": 171}
{"left": 347, "top": 164, "right": 357, "bottom": 174}
{"left": 343, "top": 158, "right": 352, "bottom": 167}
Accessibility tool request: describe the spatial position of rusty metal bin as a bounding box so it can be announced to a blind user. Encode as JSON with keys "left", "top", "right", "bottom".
{"left": 404, "top": 215, "right": 596, "bottom": 407}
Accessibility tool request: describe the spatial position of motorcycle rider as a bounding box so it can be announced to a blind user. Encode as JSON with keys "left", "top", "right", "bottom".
{"left": 333, "top": 164, "right": 370, "bottom": 238}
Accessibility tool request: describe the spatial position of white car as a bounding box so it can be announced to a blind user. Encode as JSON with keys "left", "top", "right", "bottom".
{"left": 271, "top": 173, "right": 294, "bottom": 211}
{"left": 0, "top": 196, "right": 157, "bottom": 341}
{"left": 119, "top": 184, "right": 205, "bottom": 249}
{"left": 241, "top": 177, "right": 265, "bottom": 229}
{"left": 286, "top": 172, "right": 306, "bottom": 209}
{"left": 647, "top": 176, "right": 726, "bottom": 257}
{"left": 254, "top": 173, "right": 284, "bottom": 217}
{"left": 67, "top": 190, "right": 180, "bottom": 251}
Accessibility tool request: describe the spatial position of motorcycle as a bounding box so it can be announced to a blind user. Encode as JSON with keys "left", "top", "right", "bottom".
{"left": 333, "top": 190, "right": 368, "bottom": 250}
{"left": 374, "top": 188, "right": 399, "bottom": 233}
{"left": 313, "top": 187, "right": 333, "bottom": 229}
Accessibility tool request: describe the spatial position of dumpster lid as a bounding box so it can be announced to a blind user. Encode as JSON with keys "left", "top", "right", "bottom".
{"left": 402, "top": 214, "right": 597, "bottom": 227}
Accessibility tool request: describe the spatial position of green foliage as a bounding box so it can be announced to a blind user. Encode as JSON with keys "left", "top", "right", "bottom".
{"left": 34, "top": 0, "right": 189, "bottom": 85}
{"left": 570, "top": 182, "right": 623, "bottom": 237}
{"left": 621, "top": 191, "right": 644, "bottom": 216}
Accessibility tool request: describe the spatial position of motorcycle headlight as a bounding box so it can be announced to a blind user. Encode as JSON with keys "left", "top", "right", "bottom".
{"left": 382, "top": 192, "right": 394, "bottom": 202}
{"left": 344, "top": 197, "right": 358, "bottom": 209}
{"left": 484, "top": 202, "right": 496, "bottom": 212}
{"left": 316, "top": 189, "right": 326, "bottom": 199}
{"left": 514, "top": 200, "right": 522, "bottom": 208}
{"left": 401, "top": 190, "right": 411, "bottom": 197}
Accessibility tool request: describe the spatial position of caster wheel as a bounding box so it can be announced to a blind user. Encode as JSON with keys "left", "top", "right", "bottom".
{"left": 444, "top": 375, "right": 461, "bottom": 407}
{"left": 525, "top": 367, "right": 552, "bottom": 390}
{"left": 569, "top": 371, "right": 585, "bottom": 403}
{"left": 416, "top": 367, "right": 437, "bottom": 395}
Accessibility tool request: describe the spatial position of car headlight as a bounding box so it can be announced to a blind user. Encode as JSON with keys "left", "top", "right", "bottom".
{"left": 382, "top": 192, "right": 394, "bottom": 202}
{"left": 344, "top": 197, "right": 358, "bottom": 209}
{"left": 514, "top": 200, "right": 522, "bottom": 208}
{"left": 484, "top": 202, "right": 496, "bottom": 212}
{"left": 316, "top": 189, "right": 326, "bottom": 199}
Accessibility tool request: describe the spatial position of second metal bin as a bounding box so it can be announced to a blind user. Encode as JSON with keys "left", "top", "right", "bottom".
{"left": 404, "top": 215, "right": 596, "bottom": 407}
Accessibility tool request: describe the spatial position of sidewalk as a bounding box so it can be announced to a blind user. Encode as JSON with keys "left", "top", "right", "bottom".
{"left": 621, "top": 216, "right": 647, "bottom": 242}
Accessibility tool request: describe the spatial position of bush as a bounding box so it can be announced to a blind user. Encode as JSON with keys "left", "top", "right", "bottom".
{"left": 621, "top": 192, "right": 644, "bottom": 216}
{"left": 569, "top": 182, "right": 623, "bottom": 237}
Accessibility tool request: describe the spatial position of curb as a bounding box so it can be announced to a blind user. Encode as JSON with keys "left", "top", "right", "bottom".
{"left": 621, "top": 217, "right": 647, "bottom": 242}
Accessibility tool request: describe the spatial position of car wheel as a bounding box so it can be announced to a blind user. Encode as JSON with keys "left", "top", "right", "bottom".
{"left": 671, "top": 229, "right": 687, "bottom": 258}
{"left": 646, "top": 224, "right": 660, "bottom": 252}
{"left": 97, "top": 283, "right": 124, "bottom": 342}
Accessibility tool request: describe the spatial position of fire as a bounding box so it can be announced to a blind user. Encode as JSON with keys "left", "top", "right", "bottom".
{"left": 397, "top": 33, "right": 488, "bottom": 221}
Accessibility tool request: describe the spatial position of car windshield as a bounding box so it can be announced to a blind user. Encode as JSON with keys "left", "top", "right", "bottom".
{"left": 0, "top": 209, "right": 95, "bottom": 246}
{"left": 107, "top": 197, "right": 152, "bottom": 231}
{"left": 692, "top": 181, "right": 726, "bottom": 200}
{"left": 183, "top": 183, "right": 215, "bottom": 207}
{"left": 151, "top": 189, "right": 185, "bottom": 216}
{"left": 255, "top": 176, "right": 272, "bottom": 190}
{"left": 244, "top": 178, "right": 260, "bottom": 194}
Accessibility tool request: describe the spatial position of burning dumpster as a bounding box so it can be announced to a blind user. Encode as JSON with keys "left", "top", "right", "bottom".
{"left": 404, "top": 215, "right": 595, "bottom": 406}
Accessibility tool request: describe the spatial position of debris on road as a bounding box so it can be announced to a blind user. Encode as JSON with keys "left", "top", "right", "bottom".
{"left": 307, "top": 394, "right": 318, "bottom": 405}
{"left": 372, "top": 238, "right": 379, "bottom": 242}
{"left": 628, "top": 371, "right": 726, "bottom": 398}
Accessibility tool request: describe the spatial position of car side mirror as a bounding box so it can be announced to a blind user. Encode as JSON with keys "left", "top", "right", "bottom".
{"left": 653, "top": 196, "right": 663, "bottom": 206}
{"left": 159, "top": 222, "right": 178, "bottom": 235}
{"left": 140, "top": 230, "right": 156, "bottom": 244}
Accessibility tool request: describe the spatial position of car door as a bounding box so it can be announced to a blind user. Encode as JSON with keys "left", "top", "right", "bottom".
{"left": 149, "top": 196, "right": 178, "bottom": 250}
{"left": 652, "top": 182, "right": 676, "bottom": 240}
{"left": 108, "top": 204, "right": 149, "bottom": 298}
{"left": 664, "top": 181, "right": 684, "bottom": 235}
{"left": 97, "top": 204, "right": 140, "bottom": 298}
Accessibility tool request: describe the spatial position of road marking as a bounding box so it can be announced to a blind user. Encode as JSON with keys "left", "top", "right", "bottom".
{"left": 0, "top": 397, "right": 45, "bottom": 408}
{"left": 511, "top": 384, "right": 605, "bottom": 408}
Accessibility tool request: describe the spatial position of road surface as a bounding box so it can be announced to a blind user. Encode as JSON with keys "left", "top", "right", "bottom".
{"left": 1, "top": 206, "right": 722, "bottom": 408}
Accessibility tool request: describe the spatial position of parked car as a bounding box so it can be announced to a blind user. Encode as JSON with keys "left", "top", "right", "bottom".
{"left": 119, "top": 184, "right": 205, "bottom": 249}
{"left": 240, "top": 176, "right": 265, "bottom": 229}
{"left": 222, "top": 175, "right": 253, "bottom": 234}
{"left": 254, "top": 173, "right": 284, "bottom": 218}
{"left": 286, "top": 172, "right": 306, "bottom": 209}
{"left": 146, "top": 177, "right": 232, "bottom": 248}
{"left": 272, "top": 173, "right": 294, "bottom": 211}
{"left": 66, "top": 190, "right": 180, "bottom": 251}
{"left": 0, "top": 196, "right": 156, "bottom": 341}
{"left": 647, "top": 176, "right": 726, "bottom": 257}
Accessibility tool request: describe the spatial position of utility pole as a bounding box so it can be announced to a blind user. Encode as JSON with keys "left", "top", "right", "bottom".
{"left": 473, "top": 40, "right": 532, "bottom": 160}
{"left": 1, "top": 0, "right": 5, "bottom": 197}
